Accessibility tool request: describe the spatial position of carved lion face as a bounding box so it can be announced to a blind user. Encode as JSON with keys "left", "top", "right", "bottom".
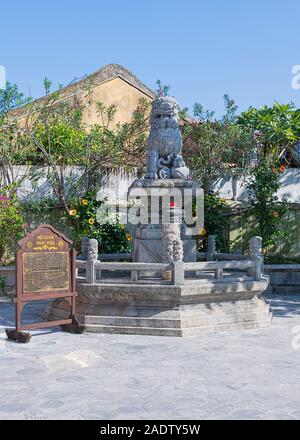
{"left": 151, "top": 96, "right": 180, "bottom": 128}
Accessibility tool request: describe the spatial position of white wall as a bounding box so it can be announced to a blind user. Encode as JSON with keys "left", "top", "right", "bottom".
{"left": 3, "top": 166, "right": 300, "bottom": 204}
{"left": 1, "top": 166, "right": 135, "bottom": 202}
{"left": 214, "top": 169, "right": 300, "bottom": 203}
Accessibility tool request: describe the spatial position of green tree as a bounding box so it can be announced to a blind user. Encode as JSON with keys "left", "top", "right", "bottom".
{"left": 155, "top": 79, "right": 171, "bottom": 97}
{"left": 201, "top": 194, "right": 229, "bottom": 252}
{"left": 0, "top": 82, "right": 31, "bottom": 115}
{"left": 246, "top": 159, "right": 289, "bottom": 251}
{"left": 184, "top": 95, "right": 255, "bottom": 193}
{"left": 238, "top": 102, "right": 300, "bottom": 161}
{"left": 0, "top": 83, "right": 32, "bottom": 185}
{"left": 0, "top": 79, "right": 151, "bottom": 255}
{"left": 3, "top": 80, "right": 150, "bottom": 214}
{"left": 0, "top": 184, "right": 26, "bottom": 265}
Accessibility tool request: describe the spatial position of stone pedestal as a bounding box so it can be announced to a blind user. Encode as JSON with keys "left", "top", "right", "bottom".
{"left": 128, "top": 179, "right": 203, "bottom": 266}
{"left": 133, "top": 235, "right": 196, "bottom": 264}
{"left": 45, "top": 277, "right": 271, "bottom": 337}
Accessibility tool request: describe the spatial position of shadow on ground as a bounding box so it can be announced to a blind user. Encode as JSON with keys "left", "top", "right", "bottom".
{"left": 264, "top": 294, "right": 300, "bottom": 318}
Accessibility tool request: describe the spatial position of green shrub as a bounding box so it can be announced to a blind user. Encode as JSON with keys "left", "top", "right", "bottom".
{"left": 0, "top": 184, "right": 26, "bottom": 265}
{"left": 196, "top": 193, "right": 229, "bottom": 253}
{"left": 246, "top": 160, "right": 290, "bottom": 251}
{"left": 66, "top": 190, "right": 132, "bottom": 254}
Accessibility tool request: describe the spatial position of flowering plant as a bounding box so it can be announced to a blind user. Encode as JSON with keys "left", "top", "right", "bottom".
{"left": 66, "top": 190, "right": 132, "bottom": 254}
{"left": 0, "top": 184, "right": 26, "bottom": 265}
{"left": 246, "top": 160, "right": 289, "bottom": 250}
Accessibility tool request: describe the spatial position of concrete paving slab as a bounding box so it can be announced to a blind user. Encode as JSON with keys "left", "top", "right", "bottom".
{"left": 0, "top": 294, "right": 300, "bottom": 420}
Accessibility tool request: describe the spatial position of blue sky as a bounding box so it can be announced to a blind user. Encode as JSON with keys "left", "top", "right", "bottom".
{"left": 1, "top": 0, "right": 300, "bottom": 117}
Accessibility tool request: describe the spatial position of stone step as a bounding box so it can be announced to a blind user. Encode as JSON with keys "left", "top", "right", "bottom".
{"left": 181, "top": 311, "right": 271, "bottom": 328}
{"left": 84, "top": 315, "right": 181, "bottom": 329}
{"left": 85, "top": 313, "right": 272, "bottom": 337}
{"left": 85, "top": 324, "right": 182, "bottom": 337}
{"left": 182, "top": 314, "right": 273, "bottom": 336}
{"left": 84, "top": 308, "right": 270, "bottom": 329}
{"left": 180, "top": 300, "right": 270, "bottom": 316}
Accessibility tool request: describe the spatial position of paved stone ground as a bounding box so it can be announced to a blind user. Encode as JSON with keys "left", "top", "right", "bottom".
{"left": 0, "top": 294, "right": 300, "bottom": 420}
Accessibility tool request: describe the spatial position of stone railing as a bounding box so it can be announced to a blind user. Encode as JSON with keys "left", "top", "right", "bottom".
{"left": 76, "top": 236, "right": 264, "bottom": 285}
{"left": 76, "top": 260, "right": 171, "bottom": 283}
{"left": 80, "top": 235, "right": 259, "bottom": 263}
{"left": 263, "top": 264, "right": 300, "bottom": 294}
{"left": 76, "top": 258, "right": 262, "bottom": 285}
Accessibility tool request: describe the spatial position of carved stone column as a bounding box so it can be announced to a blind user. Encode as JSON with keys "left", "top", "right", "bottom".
{"left": 80, "top": 237, "right": 89, "bottom": 260}
{"left": 86, "top": 239, "right": 98, "bottom": 284}
{"left": 88, "top": 239, "right": 98, "bottom": 261}
{"left": 248, "top": 236, "right": 263, "bottom": 280}
{"left": 162, "top": 206, "right": 183, "bottom": 280}
{"left": 207, "top": 235, "right": 216, "bottom": 261}
{"left": 162, "top": 223, "right": 184, "bottom": 263}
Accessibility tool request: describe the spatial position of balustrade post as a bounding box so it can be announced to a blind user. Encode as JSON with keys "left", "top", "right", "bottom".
{"left": 215, "top": 268, "right": 223, "bottom": 280}
{"left": 207, "top": 235, "right": 216, "bottom": 261}
{"left": 80, "top": 236, "right": 89, "bottom": 260}
{"left": 173, "top": 260, "right": 185, "bottom": 285}
{"left": 131, "top": 270, "right": 138, "bottom": 282}
{"left": 249, "top": 236, "right": 263, "bottom": 281}
{"left": 86, "top": 239, "right": 98, "bottom": 284}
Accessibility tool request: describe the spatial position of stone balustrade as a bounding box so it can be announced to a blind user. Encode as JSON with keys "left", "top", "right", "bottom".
{"left": 76, "top": 250, "right": 262, "bottom": 286}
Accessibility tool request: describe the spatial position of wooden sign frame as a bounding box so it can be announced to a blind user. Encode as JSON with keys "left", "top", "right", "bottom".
{"left": 6, "top": 224, "right": 85, "bottom": 343}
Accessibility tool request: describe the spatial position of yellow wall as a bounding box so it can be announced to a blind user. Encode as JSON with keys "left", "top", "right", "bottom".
{"left": 11, "top": 76, "right": 153, "bottom": 130}
{"left": 81, "top": 77, "right": 152, "bottom": 128}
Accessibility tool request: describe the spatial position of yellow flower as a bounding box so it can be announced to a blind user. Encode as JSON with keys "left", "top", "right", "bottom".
{"left": 88, "top": 218, "right": 95, "bottom": 225}
{"left": 81, "top": 199, "right": 88, "bottom": 206}
{"left": 69, "top": 209, "right": 77, "bottom": 216}
{"left": 126, "top": 233, "right": 132, "bottom": 241}
{"left": 272, "top": 167, "right": 277, "bottom": 174}
{"left": 199, "top": 228, "right": 207, "bottom": 236}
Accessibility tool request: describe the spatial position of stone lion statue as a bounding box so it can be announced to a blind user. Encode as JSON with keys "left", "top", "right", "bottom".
{"left": 145, "top": 96, "right": 189, "bottom": 179}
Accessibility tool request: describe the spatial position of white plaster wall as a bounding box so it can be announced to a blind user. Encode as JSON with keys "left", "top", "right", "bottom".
{"left": 213, "top": 169, "right": 300, "bottom": 203}
{"left": 2, "top": 166, "right": 136, "bottom": 202}
{"left": 3, "top": 166, "right": 300, "bottom": 204}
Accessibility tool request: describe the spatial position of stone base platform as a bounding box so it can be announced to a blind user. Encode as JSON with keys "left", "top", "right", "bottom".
{"left": 44, "top": 278, "right": 272, "bottom": 337}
